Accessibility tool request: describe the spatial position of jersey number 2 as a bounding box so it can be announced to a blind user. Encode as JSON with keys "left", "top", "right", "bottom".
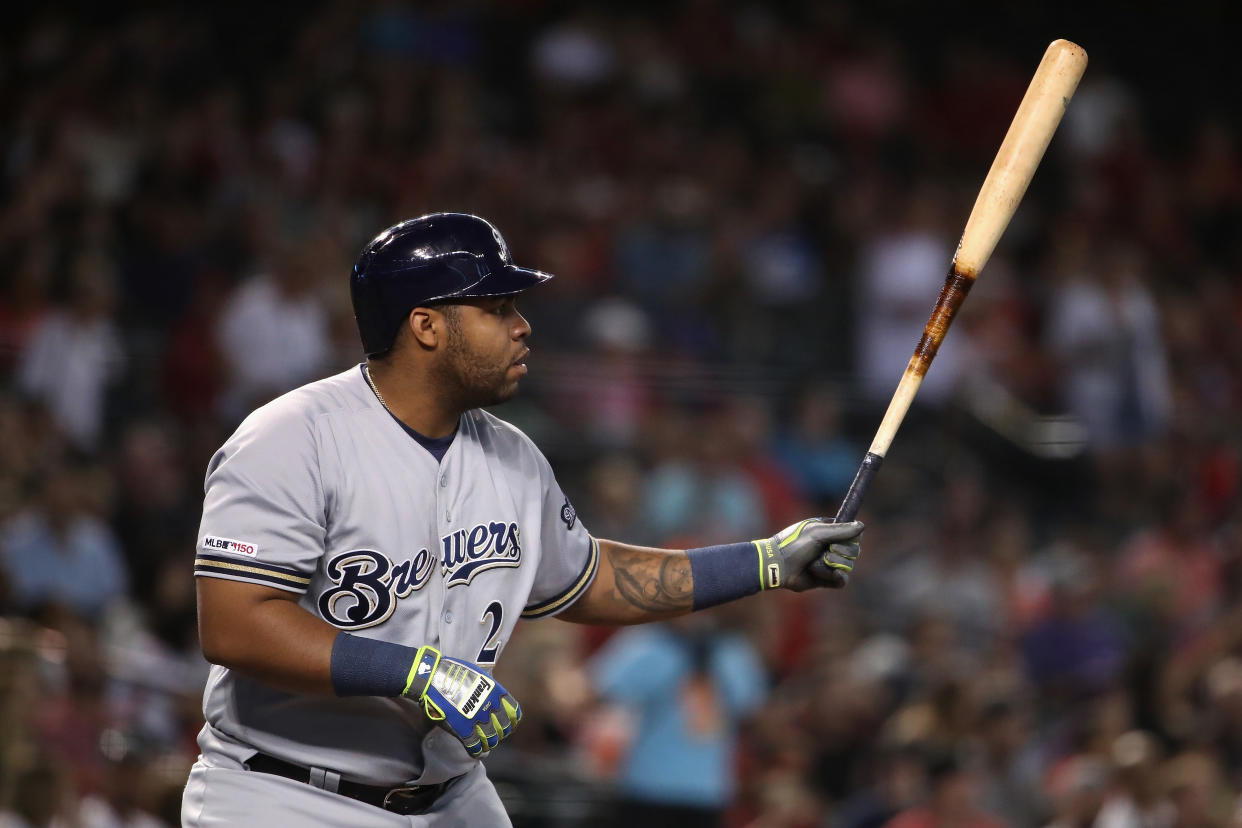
{"left": 477, "top": 601, "right": 504, "bottom": 664}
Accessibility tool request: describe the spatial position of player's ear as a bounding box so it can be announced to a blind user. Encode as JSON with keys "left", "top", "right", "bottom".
{"left": 408, "top": 308, "right": 440, "bottom": 349}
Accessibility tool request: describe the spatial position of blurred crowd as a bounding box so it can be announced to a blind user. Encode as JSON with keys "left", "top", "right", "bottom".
{"left": 0, "top": 2, "right": 1239, "bottom": 827}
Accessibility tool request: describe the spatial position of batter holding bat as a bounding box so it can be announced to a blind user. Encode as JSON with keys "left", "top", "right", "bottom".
{"left": 182, "top": 36, "right": 1085, "bottom": 826}
{"left": 181, "top": 212, "right": 863, "bottom": 827}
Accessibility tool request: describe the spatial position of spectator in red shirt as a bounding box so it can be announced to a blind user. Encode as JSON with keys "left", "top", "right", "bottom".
{"left": 884, "top": 750, "right": 1008, "bottom": 828}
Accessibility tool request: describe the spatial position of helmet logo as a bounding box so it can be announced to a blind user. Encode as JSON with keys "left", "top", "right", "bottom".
{"left": 490, "top": 225, "right": 512, "bottom": 264}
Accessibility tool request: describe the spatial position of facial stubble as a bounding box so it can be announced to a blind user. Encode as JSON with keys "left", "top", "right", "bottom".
{"left": 437, "top": 307, "right": 521, "bottom": 411}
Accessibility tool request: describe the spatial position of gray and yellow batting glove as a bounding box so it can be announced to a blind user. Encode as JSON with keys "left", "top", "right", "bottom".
{"left": 754, "top": 518, "right": 864, "bottom": 591}
{"left": 403, "top": 645, "right": 522, "bottom": 757}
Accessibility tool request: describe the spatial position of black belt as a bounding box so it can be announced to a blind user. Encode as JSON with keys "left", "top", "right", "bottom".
{"left": 245, "top": 753, "right": 457, "bottom": 816}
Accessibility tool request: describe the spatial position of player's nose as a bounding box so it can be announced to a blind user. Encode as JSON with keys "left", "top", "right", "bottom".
{"left": 513, "top": 310, "right": 531, "bottom": 340}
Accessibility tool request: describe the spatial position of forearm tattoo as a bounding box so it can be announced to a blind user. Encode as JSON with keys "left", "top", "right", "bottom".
{"left": 608, "top": 546, "right": 694, "bottom": 616}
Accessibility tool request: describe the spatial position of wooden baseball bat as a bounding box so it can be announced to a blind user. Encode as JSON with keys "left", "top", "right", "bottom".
{"left": 824, "top": 39, "right": 1087, "bottom": 584}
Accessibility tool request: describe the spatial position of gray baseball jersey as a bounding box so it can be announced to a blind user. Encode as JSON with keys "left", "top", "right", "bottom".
{"left": 191, "top": 365, "right": 597, "bottom": 786}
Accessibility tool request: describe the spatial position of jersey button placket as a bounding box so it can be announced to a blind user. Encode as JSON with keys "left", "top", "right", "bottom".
{"left": 436, "top": 447, "right": 457, "bottom": 642}
{"left": 442, "top": 472, "right": 451, "bottom": 522}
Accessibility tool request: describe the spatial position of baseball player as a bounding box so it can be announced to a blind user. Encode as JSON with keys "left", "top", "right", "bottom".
{"left": 181, "top": 213, "right": 864, "bottom": 826}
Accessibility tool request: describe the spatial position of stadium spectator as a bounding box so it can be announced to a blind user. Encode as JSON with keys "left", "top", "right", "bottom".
{"left": 0, "top": 463, "right": 127, "bottom": 621}
{"left": 1044, "top": 241, "right": 1171, "bottom": 450}
{"left": 15, "top": 253, "right": 124, "bottom": 451}
{"left": 854, "top": 185, "right": 965, "bottom": 407}
{"left": 832, "top": 743, "right": 928, "bottom": 828}
{"left": 882, "top": 749, "right": 1007, "bottom": 828}
{"left": 1095, "top": 732, "right": 1176, "bottom": 828}
{"left": 214, "top": 236, "right": 330, "bottom": 420}
{"left": 590, "top": 615, "right": 766, "bottom": 827}
{"left": 773, "top": 385, "right": 861, "bottom": 511}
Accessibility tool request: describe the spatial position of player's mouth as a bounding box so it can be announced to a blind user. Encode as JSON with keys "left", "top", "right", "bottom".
{"left": 510, "top": 349, "right": 530, "bottom": 376}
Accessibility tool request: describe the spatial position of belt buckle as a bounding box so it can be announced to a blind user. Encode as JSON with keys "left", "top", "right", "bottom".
{"left": 382, "top": 784, "right": 431, "bottom": 815}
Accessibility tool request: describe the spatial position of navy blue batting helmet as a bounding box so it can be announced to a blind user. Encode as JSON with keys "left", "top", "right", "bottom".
{"left": 351, "top": 213, "right": 553, "bottom": 357}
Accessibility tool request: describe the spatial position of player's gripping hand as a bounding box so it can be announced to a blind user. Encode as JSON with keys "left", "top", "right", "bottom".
{"left": 404, "top": 646, "right": 521, "bottom": 757}
{"left": 757, "top": 518, "right": 864, "bottom": 591}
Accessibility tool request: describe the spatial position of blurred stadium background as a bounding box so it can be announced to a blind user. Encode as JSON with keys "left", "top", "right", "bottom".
{"left": 0, "top": 1, "right": 1239, "bottom": 826}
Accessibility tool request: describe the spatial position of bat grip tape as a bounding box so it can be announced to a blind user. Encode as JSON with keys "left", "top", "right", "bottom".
{"left": 835, "top": 452, "right": 883, "bottom": 523}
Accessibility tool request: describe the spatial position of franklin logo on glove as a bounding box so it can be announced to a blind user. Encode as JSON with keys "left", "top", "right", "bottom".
{"left": 460, "top": 677, "right": 493, "bottom": 715}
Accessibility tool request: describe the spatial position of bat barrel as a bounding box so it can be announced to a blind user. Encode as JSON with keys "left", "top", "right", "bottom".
{"left": 954, "top": 39, "right": 1087, "bottom": 277}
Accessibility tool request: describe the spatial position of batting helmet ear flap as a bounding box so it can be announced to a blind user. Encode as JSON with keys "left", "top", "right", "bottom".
{"left": 351, "top": 213, "right": 554, "bottom": 357}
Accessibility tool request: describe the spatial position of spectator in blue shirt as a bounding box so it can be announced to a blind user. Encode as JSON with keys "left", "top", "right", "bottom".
{"left": 0, "top": 462, "right": 128, "bottom": 620}
{"left": 590, "top": 614, "right": 766, "bottom": 828}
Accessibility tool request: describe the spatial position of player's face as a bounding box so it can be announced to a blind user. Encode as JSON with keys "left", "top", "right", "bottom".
{"left": 438, "top": 296, "right": 531, "bottom": 408}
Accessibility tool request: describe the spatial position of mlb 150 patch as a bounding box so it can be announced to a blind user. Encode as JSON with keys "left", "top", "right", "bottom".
{"left": 202, "top": 536, "right": 260, "bottom": 557}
